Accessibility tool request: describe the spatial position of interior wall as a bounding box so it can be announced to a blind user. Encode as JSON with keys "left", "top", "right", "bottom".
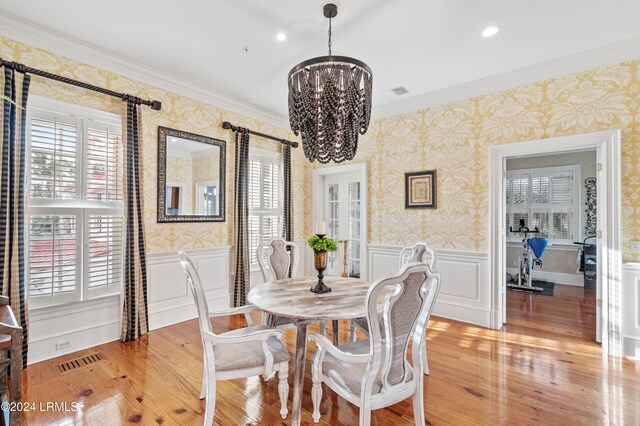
{"left": 505, "top": 150, "right": 597, "bottom": 279}
{"left": 0, "top": 36, "right": 314, "bottom": 252}
{"left": 316, "top": 59, "right": 639, "bottom": 263}
{"left": 0, "top": 36, "right": 314, "bottom": 363}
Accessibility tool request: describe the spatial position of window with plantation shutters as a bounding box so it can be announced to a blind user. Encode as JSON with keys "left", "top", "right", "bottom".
{"left": 26, "top": 98, "right": 123, "bottom": 308}
{"left": 248, "top": 149, "right": 283, "bottom": 265}
{"left": 505, "top": 165, "right": 579, "bottom": 245}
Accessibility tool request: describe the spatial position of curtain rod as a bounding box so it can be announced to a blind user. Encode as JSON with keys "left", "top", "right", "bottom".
{"left": 222, "top": 121, "right": 299, "bottom": 148}
{"left": 0, "top": 58, "right": 162, "bottom": 111}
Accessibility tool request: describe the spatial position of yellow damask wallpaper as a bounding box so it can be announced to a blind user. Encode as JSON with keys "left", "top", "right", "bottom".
{"left": 339, "top": 59, "right": 639, "bottom": 261}
{"left": 0, "top": 36, "right": 313, "bottom": 253}
{"left": 2, "top": 36, "right": 639, "bottom": 262}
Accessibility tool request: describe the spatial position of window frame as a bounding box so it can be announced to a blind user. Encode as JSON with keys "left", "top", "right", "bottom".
{"left": 247, "top": 148, "right": 283, "bottom": 267}
{"left": 505, "top": 164, "right": 580, "bottom": 245}
{"left": 26, "top": 96, "right": 124, "bottom": 309}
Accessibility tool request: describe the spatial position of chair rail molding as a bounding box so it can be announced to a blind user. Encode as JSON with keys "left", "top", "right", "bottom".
{"left": 367, "top": 244, "right": 490, "bottom": 327}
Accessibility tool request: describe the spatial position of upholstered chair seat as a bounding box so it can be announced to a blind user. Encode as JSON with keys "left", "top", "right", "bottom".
{"left": 178, "top": 251, "right": 290, "bottom": 425}
{"left": 214, "top": 325, "right": 290, "bottom": 371}
{"left": 313, "top": 339, "right": 413, "bottom": 395}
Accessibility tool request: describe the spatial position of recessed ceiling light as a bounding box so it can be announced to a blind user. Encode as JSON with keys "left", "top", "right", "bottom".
{"left": 482, "top": 26, "right": 499, "bottom": 38}
{"left": 275, "top": 32, "right": 287, "bottom": 42}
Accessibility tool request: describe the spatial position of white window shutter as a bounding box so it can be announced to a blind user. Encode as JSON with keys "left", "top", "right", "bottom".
{"left": 29, "top": 115, "right": 78, "bottom": 200}
{"left": 85, "top": 214, "right": 124, "bottom": 298}
{"left": 86, "top": 125, "right": 123, "bottom": 202}
{"left": 27, "top": 213, "right": 80, "bottom": 307}
{"left": 507, "top": 166, "right": 578, "bottom": 244}
{"left": 247, "top": 152, "right": 283, "bottom": 266}
{"left": 27, "top": 101, "right": 124, "bottom": 307}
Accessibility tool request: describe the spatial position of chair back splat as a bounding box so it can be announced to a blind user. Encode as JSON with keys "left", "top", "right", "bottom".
{"left": 258, "top": 237, "right": 300, "bottom": 281}
{"left": 366, "top": 263, "right": 441, "bottom": 391}
{"left": 399, "top": 241, "right": 437, "bottom": 269}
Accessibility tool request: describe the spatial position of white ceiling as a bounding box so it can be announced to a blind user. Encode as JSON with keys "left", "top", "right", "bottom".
{"left": 1, "top": 0, "right": 640, "bottom": 125}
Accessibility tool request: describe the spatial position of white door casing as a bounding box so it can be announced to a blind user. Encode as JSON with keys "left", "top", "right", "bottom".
{"left": 489, "top": 130, "right": 622, "bottom": 354}
{"left": 313, "top": 163, "right": 368, "bottom": 281}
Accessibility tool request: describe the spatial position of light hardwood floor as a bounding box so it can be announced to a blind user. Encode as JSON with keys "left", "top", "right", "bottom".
{"left": 19, "top": 284, "right": 639, "bottom": 425}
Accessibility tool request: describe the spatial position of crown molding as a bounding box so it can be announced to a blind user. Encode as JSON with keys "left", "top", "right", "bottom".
{"left": 373, "top": 37, "right": 640, "bottom": 119}
{"left": 0, "top": 11, "right": 290, "bottom": 129}
{"left": 2, "top": 11, "right": 640, "bottom": 126}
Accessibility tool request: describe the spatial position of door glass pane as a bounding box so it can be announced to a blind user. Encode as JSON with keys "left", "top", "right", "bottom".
{"left": 347, "top": 181, "right": 361, "bottom": 277}
{"left": 328, "top": 183, "right": 340, "bottom": 270}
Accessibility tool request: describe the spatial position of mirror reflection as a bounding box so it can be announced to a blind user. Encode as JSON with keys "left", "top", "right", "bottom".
{"left": 158, "top": 127, "right": 225, "bottom": 222}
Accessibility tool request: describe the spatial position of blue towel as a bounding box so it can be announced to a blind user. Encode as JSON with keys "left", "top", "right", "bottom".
{"left": 528, "top": 237, "right": 548, "bottom": 259}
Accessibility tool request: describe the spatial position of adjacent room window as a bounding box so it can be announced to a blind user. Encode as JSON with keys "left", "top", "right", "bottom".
{"left": 506, "top": 165, "right": 579, "bottom": 244}
{"left": 27, "top": 98, "right": 124, "bottom": 308}
{"left": 247, "top": 149, "right": 283, "bottom": 265}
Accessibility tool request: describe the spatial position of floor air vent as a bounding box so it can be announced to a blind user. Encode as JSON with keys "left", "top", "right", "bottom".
{"left": 57, "top": 352, "right": 105, "bottom": 374}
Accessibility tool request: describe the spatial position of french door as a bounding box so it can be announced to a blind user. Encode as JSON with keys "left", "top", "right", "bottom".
{"left": 324, "top": 172, "right": 362, "bottom": 278}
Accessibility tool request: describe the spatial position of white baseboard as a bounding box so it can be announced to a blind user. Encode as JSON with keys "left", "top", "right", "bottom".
{"left": 622, "top": 336, "right": 640, "bottom": 360}
{"left": 368, "top": 244, "right": 491, "bottom": 328}
{"left": 506, "top": 267, "right": 584, "bottom": 287}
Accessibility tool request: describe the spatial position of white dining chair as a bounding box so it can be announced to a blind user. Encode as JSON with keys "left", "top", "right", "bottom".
{"left": 350, "top": 241, "right": 437, "bottom": 375}
{"left": 257, "top": 237, "right": 300, "bottom": 328}
{"left": 257, "top": 238, "right": 331, "bottom": 335}
{"left": 178, "top": 251, "right": 290, "bottom": 425}
{"left": 310, "top": 262, "right": 441, "bottom": 425}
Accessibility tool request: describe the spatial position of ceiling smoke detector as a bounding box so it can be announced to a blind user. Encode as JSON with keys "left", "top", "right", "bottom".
{"left": 391, "top": 86, "right": 409, "bottom": 96}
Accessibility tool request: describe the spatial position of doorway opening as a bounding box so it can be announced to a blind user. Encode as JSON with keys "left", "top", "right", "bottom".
{"left": 489, "top": 130, "right": 622, "bottom": 355}
{"left": 504, "top": 149, "right": 597, "bottom": 342}
{"left": 313, "top": 163, "right": 368, "bottom": 281}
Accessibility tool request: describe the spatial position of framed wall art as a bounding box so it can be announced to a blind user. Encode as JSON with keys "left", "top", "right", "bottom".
{"left": 405, "top": 170, "right": 437, "bottom": 209}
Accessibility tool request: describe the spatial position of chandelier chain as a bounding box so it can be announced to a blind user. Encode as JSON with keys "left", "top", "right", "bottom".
{"left": 328, "top": 17, "right": 332, "bottom": 55}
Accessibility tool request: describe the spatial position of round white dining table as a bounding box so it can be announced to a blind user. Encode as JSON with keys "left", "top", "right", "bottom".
{"left": 248, "top": 275, "right": 370, "bottom": 426}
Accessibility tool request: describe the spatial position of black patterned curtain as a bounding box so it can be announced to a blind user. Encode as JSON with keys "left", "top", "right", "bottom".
{"left": 120, "top": 100, "right": 149, "bottom": 341}
{"left": 0, "top": 66, "right": 30, "bottom": 367}
{"left": 282, "top": 144, "right": 294, "bottom": 277}
{"left": 233, "top": 130, "right": 250, "bottom": 307}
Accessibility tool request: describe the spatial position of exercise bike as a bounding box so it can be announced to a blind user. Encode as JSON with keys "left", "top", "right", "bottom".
{"left": 508, "top": 219, "right": 548, "bottom": 292}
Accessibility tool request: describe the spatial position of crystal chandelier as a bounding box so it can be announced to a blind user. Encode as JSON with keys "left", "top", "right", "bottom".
{"left": 288, "top": 3, "right": 373, "bottom": 164}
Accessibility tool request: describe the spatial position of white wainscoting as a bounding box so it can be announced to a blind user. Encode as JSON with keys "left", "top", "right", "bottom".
{"left": 147, "top": 247, "right": 232, "bottom": 330}
{"left": 367, "top": 245, "right": 491, "bottom": 328}
{"left": 28, "top": 246, "right": 231, "bottom": 365}
{"left": 506, "top": 268, "right": 584, "bottom": 287}
{"left": 622, "top": 263, "right": 640, "bottom": 359}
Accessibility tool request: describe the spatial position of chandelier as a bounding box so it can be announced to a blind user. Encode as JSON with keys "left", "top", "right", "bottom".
{"left": 288, "top": 3, "right": 373, "bottom": 164}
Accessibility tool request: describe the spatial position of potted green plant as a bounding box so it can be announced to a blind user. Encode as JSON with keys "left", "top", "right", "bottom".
{"left": 308, "top": 235, "right": 338, "bottom": 293}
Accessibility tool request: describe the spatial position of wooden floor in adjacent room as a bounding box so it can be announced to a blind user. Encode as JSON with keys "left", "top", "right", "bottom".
{"left": 20, "top": 283, "right": 639, "bottom": 425}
